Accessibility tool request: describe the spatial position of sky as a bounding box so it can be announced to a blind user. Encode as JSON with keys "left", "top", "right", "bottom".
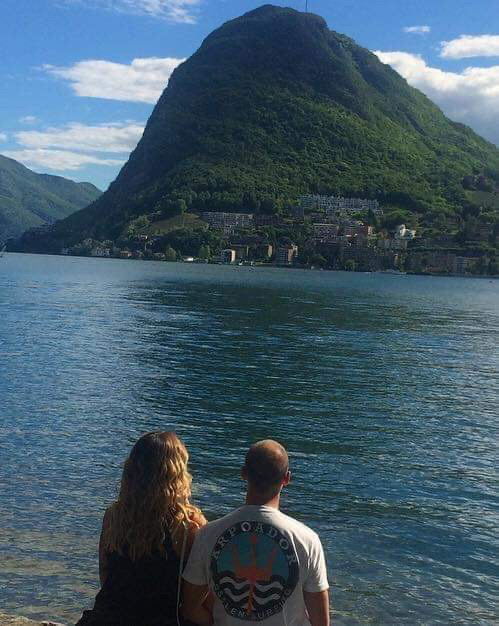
{"left": 1, "top": 0, "right": 498, "bottom": 190}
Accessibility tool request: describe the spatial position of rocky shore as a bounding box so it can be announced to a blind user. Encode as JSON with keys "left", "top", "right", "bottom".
{"left": 0, "top": 614, "right": 64, "bottom": 626}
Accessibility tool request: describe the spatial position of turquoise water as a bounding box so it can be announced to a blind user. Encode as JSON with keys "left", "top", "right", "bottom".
{"left": 0, "top": 253, "right": 498, "bottom": 624}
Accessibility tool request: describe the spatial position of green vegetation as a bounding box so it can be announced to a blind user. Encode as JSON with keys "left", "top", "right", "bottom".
{"left": 0, "top": 154, "right": 101, "bottom": 240}
{"left": 13, "top": 5, "right": 499, "bottom": 253}
{"left": 140, "top": 213, "right": 207, "bottom": 236}
{"left": 164, "top": 245, "right": 177, "bottom": 261}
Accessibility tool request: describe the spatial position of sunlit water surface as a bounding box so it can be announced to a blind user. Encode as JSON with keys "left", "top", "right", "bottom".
{"left": 0, "top": 254, "right": 498, "bottom": 624}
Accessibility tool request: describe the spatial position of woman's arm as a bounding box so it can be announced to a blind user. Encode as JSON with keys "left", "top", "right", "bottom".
{"left": 98, "top": 509, "right": 111, "bottom": 587}
{"left": 182, "top": 582, "right": 213, "bottom": 625}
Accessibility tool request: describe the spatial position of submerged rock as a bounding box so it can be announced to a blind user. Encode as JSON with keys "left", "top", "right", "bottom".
{"left": 0, "top": 614, "right": 64, "bottom": 626}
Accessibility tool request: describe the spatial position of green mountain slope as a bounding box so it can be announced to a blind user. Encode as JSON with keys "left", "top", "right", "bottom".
{"left": 0, "top": 154, "right": 101, "bottom": 240}
{"left": 15, "top": 5, "right": 499, "bottom": 250}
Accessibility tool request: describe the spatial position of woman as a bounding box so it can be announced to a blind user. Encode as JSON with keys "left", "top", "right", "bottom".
{"left": 77, "top": 431, "right": 207, "bottom": 625}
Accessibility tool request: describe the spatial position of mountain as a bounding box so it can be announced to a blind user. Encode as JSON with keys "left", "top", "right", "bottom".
{"left": 0, "top": 154, "right": 101, "bottom": 240}
{"left": 14, "top": 5, "right": 499, "bottom": 251}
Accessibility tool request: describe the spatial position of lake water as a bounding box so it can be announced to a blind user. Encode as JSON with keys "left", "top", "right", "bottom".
{"left": 0, "top": 253, "right": 498, "bottom": 625}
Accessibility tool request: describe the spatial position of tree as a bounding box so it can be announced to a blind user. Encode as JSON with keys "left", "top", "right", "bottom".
{"left": 472, "top": 256, "right": 488, "bottom": 275}
{"left": 462, "top": 175, "right": 475, "bottom": 191}
{"left": 345, "top": 259, "right": 356, "bottom": 271}
{"left": 310, "top": 253, "right": 327, "bottom": 268}
{"left": 476, "top": 175, "right": 494, "bottom": 192}
{"left": 260, "top": 197, "right": 278, "bottom": 215}
{"left": 164, "top": 245, "right": 177, "bottom": 262}
{"left": 366, "top": 209, "right": 380, "bottom": 230}
{"left": 488, "top": 257, "right": 499, "bottom": 275}
{"left": 198, "top": 244, "right": 211, "bottom": 260}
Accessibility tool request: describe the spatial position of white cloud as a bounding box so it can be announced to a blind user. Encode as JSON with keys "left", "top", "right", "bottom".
{"left": 5, "top": 121, "right": 144, "bottom": 172}
{"left": 374, "top": 51, "right": 499, "bottom": 145}
{"left": 19, "top": 115, "right": 38, "bottom": 125}
{"left": 60, "top": 0, "right": 200, "bottom": 23}
{"left": 440, "top": 34, "right": 499, "bottom": 59}
{"left": 15, "top": 121, "right": 145, "bottom": 153}
{"left": 44, "top": 57, "right": 184, "bottom": 103}
{"left": 0, "top": 133, "right": 7, "bottom": 142}
{"left": 2, "top": 149, "right": 125, "bottom": 171}
{"left": 403, "top": 25, "right": 431, "bottom": 35}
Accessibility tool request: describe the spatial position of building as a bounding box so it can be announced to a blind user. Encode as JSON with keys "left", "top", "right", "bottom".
{"left": 345, "top": 246, "right": 399, "bottom": 271}
{"left": 395, "top": 224, "right": 416, "bottom": 240}
{"left": 307, "top": 212, "right": 326, "bottom": 224}
{"left": 290, "top": 206, "right": 305, "bottom": 221}
{"left": 343, "top": 223, "right": 373, "bottom": 239}
{"left": 231, "top": 244, "right": 250, "bottom": 260}
{"left": 312, "top": 223, "right": 340, "bottom": 241}
{"left": 379, "top": 238, "right": 408, "bottom": 251}
{"left": 254, "top": 215, "right": 283, "bottom": 228}
{"left": 299, "top": 195, "right": 319, "bottom": 211}
{"left": 254, "top": 243, "right": 273, "bottom": 260}
{"left": 276, "top": 244, "right": 298, "bottom": 266}
{"left": 423, "top": 252, "right": 456, "bottom": 273}
{"left": 301, "top": 195, "right": 382, "bottom": 216}
{"left": 221, "top": 249, "right": 236, "bottom": 264}
{"left": 201, "top": 212, "right": 254, "bottom": 231}
{"left": 91, "top": 247, "right": 110, "bottom": 257}
{"left": 453, "top": 256, "right": 474, "bottom": 274}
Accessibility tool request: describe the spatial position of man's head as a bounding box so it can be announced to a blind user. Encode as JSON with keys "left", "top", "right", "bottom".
{"left": 243, "top": 440, "right": 290, "bottom": 500}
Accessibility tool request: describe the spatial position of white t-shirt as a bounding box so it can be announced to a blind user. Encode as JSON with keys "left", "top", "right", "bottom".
{"left": 183, "top": 505, "right": 329, "bottom": 625}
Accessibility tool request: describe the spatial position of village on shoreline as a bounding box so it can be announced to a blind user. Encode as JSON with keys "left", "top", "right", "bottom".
{"left": 22, "top": 194, "right": 498, "bottom": 277}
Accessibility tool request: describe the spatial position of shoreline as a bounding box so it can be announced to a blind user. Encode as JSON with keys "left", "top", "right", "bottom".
{"left": 0, "top": 615, "right": 64, "bottom": 626}
{"left": 3, "top": 250, "right": 498, "bottom": 279}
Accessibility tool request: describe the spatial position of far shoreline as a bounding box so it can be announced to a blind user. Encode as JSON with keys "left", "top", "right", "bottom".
{"left": 3, "top": 251, "right": 498, "bottom": 280}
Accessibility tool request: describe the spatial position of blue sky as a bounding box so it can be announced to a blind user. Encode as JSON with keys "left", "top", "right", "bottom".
{"left": 1, "top": 0, "right": 498, "bottom": 190}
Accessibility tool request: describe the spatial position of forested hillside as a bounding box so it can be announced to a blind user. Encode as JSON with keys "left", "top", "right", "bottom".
{"left": 0, "top": 154, "right": 101, "bottom": 240}
{"left": 13, "top": 5, "right": 499, "bottom": 251}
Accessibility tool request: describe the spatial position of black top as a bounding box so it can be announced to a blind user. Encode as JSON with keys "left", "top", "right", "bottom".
{"left": 77, "top": 530, "right": 190, "bottom": 626}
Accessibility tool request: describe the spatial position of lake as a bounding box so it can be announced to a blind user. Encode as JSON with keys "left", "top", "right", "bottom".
{"left": 0, "top": 253, "right": 498, "bottom": 624}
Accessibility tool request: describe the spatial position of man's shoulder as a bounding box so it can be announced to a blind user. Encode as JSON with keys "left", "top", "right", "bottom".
{"left": 197, "top": 506, "right": 322, "bottom": 548}
{"left": 198, "top": 507, "right": 246, "bottom": 535}
{"left": 276, "top": 509, "right": 322, "bottom": 544}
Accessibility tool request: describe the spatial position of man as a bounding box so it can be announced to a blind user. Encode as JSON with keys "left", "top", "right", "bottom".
{"left": 182, "top": 440, "right": 330, "bottom": 625}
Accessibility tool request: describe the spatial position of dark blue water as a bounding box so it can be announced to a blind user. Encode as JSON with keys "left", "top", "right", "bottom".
{"left": 1, "top": 254, "right": 498, "bottom": 624}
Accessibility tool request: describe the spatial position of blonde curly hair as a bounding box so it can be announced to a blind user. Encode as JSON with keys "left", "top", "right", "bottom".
{"left": 102, "top": 431, "right": 204, "bottom": 561}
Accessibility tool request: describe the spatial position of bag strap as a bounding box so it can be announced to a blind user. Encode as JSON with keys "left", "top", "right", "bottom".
{"left": 176, "top": 519, "right": 189, "bottom": 626}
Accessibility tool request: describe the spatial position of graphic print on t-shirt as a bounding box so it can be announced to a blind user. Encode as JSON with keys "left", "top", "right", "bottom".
{"left": 210, "top": 521, "right": 299, "bottom": 621}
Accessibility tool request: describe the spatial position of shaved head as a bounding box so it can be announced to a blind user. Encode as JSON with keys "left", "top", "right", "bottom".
{"left": 244, "top": 440, "right": 289, "bottom": 496}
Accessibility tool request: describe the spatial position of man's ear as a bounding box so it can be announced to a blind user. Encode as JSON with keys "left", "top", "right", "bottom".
{"left": 283, "top": 470, "right": 291, "bottom": 487}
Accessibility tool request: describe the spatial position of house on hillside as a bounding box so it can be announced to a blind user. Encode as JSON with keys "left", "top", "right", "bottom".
{"left": 276, "top": 244, "right": 298, "bottom": 266}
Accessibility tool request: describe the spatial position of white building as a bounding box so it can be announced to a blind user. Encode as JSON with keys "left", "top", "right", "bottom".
{"left": 221, "top": 249, "right": 236, "bottom": 264}
{"left": 300, "top": 195, "right": 382, "bottom": 217}
{"left": 276, "top": 244, "right": 298, "bottom": 266}
{"left": 395, "top": 224, "right": 416, "bottom": 240}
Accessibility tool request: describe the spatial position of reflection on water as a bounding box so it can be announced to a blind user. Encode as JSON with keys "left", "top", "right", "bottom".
{"left": 0, "top": 255, "right": 498, "bottom": 624}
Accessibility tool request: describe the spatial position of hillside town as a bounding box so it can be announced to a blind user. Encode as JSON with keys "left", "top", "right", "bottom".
{"left": 52, "top": 194, "right": 497, "bottom": 276}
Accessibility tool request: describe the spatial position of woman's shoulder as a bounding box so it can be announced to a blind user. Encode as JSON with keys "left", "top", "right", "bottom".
{"left": 189, "top": 508, "right": 207, "bottom": 530}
